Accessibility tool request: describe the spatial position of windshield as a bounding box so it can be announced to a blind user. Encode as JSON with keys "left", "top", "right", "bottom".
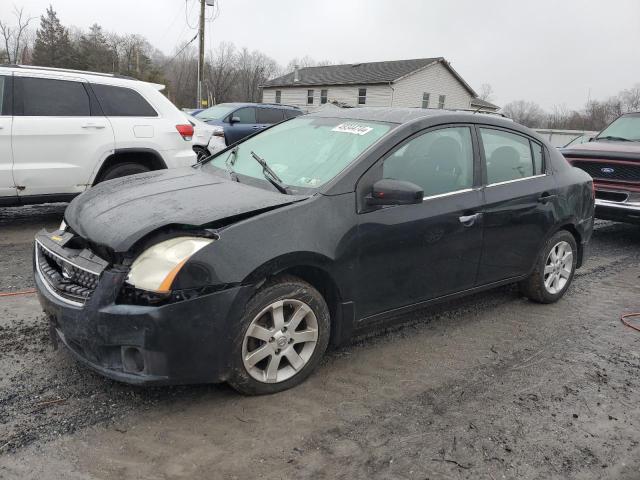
{"left": 195, "top": 104, "right": 237, "bottom": 122}
{"left": 597, "top": 114, "right": 640, "bottom": 141}
{"left": 203, "top": 116, "right": 393, "bottom": 190}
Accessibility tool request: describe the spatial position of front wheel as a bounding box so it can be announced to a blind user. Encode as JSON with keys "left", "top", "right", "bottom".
{"left": 228, "top": 276, "right": 330, "bottom": 395}
{"left": 519, "top": 230, "right": 578, "bottom": 303}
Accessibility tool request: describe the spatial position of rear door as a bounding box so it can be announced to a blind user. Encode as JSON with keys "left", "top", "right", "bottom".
{"left": 0, "top": 74, "right": 16, "bottom": 202}
{"left": 256, "top": 107, "right": 285, "bottom": 129}
{"left": 476, "top": 126, "right": 558, "bottom": 284}
{"left": 12, "top": 74, "right": 114, "bottom": 197}
{"left": 224, "top": 107, "right": 256, "bottom": 144}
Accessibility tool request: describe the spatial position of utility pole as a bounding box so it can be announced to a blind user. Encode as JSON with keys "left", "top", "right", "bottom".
{"left": 197, "top": 0, "right": 206, "bottom": 108}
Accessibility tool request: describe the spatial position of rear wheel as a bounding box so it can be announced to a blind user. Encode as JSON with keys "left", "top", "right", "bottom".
{"left": 519, "top": 230, "right": 577, "bottom": 303}
{"left": 97, "top": 162, "right": 150, "bottom": 183}
{"left": 228, "top": 276, "right": 330, "bottom": 395}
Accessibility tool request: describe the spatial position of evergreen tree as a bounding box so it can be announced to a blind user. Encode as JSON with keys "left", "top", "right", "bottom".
{"left": 77, "top": 24, "right": 113, "bottom": 72}
{"left": 31, "top": 5, "right": 77, "bottom": 68}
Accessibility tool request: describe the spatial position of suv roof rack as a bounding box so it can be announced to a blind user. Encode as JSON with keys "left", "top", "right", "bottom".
{"left": 0, "top": 64, "right": 137, "bottom": 81}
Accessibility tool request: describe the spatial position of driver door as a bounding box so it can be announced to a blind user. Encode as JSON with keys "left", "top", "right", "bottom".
{"left": 224, "top": 107, "right": 257, "bottom": 144}
{"left": 355, "top": 125, "right": 484, "bottom": 320}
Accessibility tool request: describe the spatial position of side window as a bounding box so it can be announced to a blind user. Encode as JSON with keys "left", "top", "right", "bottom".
{"left": 307, "top": 90, "right": 314, "bottom": 105}
{"left": 233, "top": 107, "right": 256, "bottom": 124}
{"left": 256, "top": 107, "right": 284, "bottom": 124}
{"left": 438, "top": 95, "right": 446, "bottom": 109}
{"left": 92, "top": 84, "right": 157, "bottom": 117}
{"left": 480, "top": 128, "right": 535, "bottom": 184}
{"left": 284, "top": 109, "right": 302, "bottom": 119}
{"left": 532, "top": 141, "right": 544, "bottom": 174}
{"left": 20, "top": 77, "right": 90, "bottom": 116}
{"left": 320, "top": 89, "right": 328, "bottom": 104}
{"left": 0, "top": 76, "right": 6, "bottom": 115}
{"left": 383, "top": 126, "right": 474, "bottom": 197}
{"left": 275, "top": 90, "right": 281, "bottom": 104}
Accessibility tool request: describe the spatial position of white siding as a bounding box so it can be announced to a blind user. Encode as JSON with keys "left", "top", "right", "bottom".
{"left": 262, "top": 84, "right": 392, "bottom": 111}
{"left": 391, "top": 62, "right": 473, "bottom": 110}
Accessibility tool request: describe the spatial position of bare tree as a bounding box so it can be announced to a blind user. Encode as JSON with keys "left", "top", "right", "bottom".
{"left": 479, "top": 83, "right": 494, "bottom": 102}
{"left": 502, "top": 100, "right": 546, "bottom": 127}
{"left": 205, "top": 42, "right": 238, "bottom": 104}
{"left": 0, "top": 6, "right": 35, "bottom": 64}
{"left": 620, "top": 84, "right": 640, "bottom": 113}
{"left": 285, "top": 55, "right": 333, "bottom": 73}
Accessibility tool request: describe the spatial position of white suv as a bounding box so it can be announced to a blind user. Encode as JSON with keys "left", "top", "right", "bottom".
{"left": 0, "top": 65, "right": 197, "bottom": 206}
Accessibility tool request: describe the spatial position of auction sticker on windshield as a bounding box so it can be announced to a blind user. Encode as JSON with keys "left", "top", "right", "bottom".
{"left": 332, "top": 123, "right": 374, "bottom": 135}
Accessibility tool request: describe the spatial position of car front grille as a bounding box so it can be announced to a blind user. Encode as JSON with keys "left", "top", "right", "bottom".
{"left": 570, "top": 160, "right": 640, "bottom": 183}
{"left": 36, "top": 241, "right": 102, "bottom": 305}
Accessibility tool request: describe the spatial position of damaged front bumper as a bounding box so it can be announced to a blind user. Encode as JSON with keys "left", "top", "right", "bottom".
{"left": 34, "top": 230, "right": 252, "bottom": 386}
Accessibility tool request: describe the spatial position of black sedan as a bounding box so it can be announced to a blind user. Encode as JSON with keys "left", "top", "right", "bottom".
{"left": 34, "top": 108, "right": 595, "bottom": 394}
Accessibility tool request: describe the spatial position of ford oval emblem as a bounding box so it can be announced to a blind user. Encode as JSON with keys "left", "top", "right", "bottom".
{"left": 601, "top": 167, "right": 615, "bottom": 174}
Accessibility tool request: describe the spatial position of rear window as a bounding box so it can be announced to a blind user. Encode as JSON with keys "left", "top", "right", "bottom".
{"left": 20, "top": 77, "right": 90, "bottom": 116}
{"left": 92, "top": 84, "right": 157, "bottom": 117}
{"left": 257, "top": 108, "right": 285, "bottom": 124}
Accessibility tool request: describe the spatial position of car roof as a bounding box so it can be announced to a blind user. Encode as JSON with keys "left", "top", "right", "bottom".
{"left": 307, "top": 106, "right": 510, "bottom": 125}
{"left": 217, "top": 102, "right": 300, "bottom": 111}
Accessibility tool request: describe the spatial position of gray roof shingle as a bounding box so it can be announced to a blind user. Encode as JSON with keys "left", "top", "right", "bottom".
{"left": 470, "top": 97, "right": 500, "bottom": 110}
{"left": 262, "top": 57, "right": 444, "bottom": 88}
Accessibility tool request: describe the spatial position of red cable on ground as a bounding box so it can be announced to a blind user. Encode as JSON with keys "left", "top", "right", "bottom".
{"left": 0, "top": 289, "right": 36, "bottom": 297}
{"left": 621, "top": 313, "right": 640, "bottom": 333}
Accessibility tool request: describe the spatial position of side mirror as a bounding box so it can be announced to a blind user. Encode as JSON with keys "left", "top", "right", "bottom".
{"left": 230, "top": 116, "right": 241, "bottom": 124}
{"left": 366, "top": 179, "right": 423, "bottom": 206}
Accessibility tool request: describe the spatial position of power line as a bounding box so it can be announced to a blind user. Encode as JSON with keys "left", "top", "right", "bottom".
{"left": 161, "top": 31, "right": 199, "bottom": 68}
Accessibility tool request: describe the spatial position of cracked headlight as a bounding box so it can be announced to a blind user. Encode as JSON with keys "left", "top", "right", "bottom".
{"left": 127, "top": 237, "right": 214, "bottom": 293}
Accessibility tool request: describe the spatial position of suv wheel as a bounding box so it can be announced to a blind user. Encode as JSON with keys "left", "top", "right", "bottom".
{"left": 519, "top": 230, "right": 577, "bottom": 303}
{"left": 98, "top": 162, "right": 150, "bottom": 183}
{"left": 228, "top": 276, "right": 330, "bottom": 395}
{"left": 193, "top": 146, "right": 210, "bottom": 162}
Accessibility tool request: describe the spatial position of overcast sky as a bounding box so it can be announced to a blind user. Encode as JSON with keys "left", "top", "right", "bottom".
{"left": 3, "top": 0, "right": 639, "bottom": 110}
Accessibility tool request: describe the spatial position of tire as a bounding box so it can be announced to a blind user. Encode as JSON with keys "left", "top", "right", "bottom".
{"left": 519, "top": 230, "right": 578, "bottom": 304}
{"left": 227, "top": 275, "right": 330, "bottom": 395}
{"left": 97, "top": 162, "right": 151, "bottom": 183}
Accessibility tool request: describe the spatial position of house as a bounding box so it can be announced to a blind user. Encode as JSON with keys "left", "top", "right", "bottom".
{"left": 261, "top": 57, "right": 498, "bottom": 112}
{"left": 470, "top": 97, "right": 501, "bottom": 113}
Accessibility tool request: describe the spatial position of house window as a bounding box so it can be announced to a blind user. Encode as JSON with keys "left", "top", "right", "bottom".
{"left": 422, "top": 92, "right": 430, "bottom": 109}
{"left": 307, "top": 90, "right": 314, "bottom": 105}
{"left": 320, "top": 89, "right": 328, "bottom": 104}
{"left": 438, "top": 95, "right": 446, "bottom": 109}
{"left": 275, "top": 90, "right": 281, "bottom": 104}
{"left": 358, "top": 88, "right": 367, "bottom": 105}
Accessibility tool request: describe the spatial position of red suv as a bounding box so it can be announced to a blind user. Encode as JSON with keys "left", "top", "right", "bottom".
{"left": 562, "top": 112, "right": 640, "bottom": 224}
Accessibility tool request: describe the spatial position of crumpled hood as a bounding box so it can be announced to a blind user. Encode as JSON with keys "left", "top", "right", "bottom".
{"left": 65, "top": 167, "right": 308, "bottom": 252}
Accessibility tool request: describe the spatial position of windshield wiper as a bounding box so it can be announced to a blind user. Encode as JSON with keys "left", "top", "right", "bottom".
{"left": 250, "top": 151, "right": 288, "bottom": 194}
{"left": 224, "top": 147, "right": 240, "bottom": 181}
{"left": 596, "top": 135, "right": 633, "bottom": 142}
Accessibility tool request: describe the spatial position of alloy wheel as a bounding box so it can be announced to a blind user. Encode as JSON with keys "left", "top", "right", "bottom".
{"left": 242, "top": 299, "right": 319, "bottom": 383}
{"left": 543, "top": 240, "right": 573, "bottom": 295}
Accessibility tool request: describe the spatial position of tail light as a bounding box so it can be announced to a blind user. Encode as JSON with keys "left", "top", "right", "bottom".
{"left": 175, "top": 124, "right": 194, "bottom": 141}
{"left": 590, "top": 181, "right": 595, "bottom": 200}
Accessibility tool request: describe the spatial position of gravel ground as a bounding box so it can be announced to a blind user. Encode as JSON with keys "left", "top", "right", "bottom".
{"left": 0, "top": 204, "right": 639, "bottom": 479}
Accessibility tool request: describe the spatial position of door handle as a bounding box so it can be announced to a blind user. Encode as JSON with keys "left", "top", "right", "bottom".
{"left": 538, "top": 192, "right": 557, "bottom": 203}
{"left": 459, "top": 213, "right": 481, "bottom": 227}
{"left": 81, "top": 124, "right": 106, "bottom": 129}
